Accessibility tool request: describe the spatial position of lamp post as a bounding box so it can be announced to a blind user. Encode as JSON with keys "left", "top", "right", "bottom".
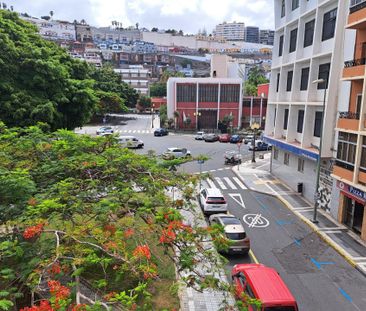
{"left": 311, "top": 78, "right": 327, "bottom": 224}
{"left": 251, "top": 122, "right": 260, "bottom": 163}
{"left": 151, "top": 103, "right": 155, "bottom": 128}
{"left": 260, "top": 92, "right": 265, "bottom": 128}
{"left": 193, "top": 112, "right": 202, "bottom": 130}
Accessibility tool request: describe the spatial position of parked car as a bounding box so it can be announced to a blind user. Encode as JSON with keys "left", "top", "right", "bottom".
{"left": 96, "top": 126, "right": 114, "bottom": 135}
{"left": 154, "top": 128, "right": 169, "bottom": 136}
{"left": 203, "top": 133, "right": 219, "bottom": 142}
{"left": 224, "top": 151, "right": 242, "bottom": 165}
{"left": 243, "top": 135, "right": 254, "bottom": 144}
{"left": 117, "top": 136, "right": 144, "bottom": 149}
{"left": 232, "top": 264, "right": 298, "bottom": 310}
{"left": 162, "top": 147, "right": 191, "bottom": 160}
{"left": 195, "top": 131, "right": 206, "bottom": 140}
{"left": 219, "top": 133, "right": 231, "bottom": 143}
{"left": 230, "top": 135, "right": 243, "bottom": 144}
{"left": 209, "top": 214, "right": 250, "bottom": 254}
{"left": 249, "top": 140, "right": 271, "bottom": 151}
{"left": 199, "top": 188, "right": 227, "bottom": 215}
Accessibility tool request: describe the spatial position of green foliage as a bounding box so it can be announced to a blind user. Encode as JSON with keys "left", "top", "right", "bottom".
{"left": 159, "top": 104, "right": 167, "bottom": 126}
{"left": 138, "top": 95, "right": 152, "bottom": 110}
{"left": 149, "top": 83, "right": 166, "bottom": 97}
{"left": 244, "top": 66, "right": 269, "bottom": 96}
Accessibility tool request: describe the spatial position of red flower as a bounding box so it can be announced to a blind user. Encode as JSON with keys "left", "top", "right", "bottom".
{"left": 103, "top": 292, "right": 117, "bottom": 301}
{"left": 23, "top": 223, "right": 44, "bottom": 239}
{"left": 133, "top": 245, "right": 151, "bottom": 260}
{"left": 71, "top": 304, "right": 87, "bottom": 311}
{"left": 20, "top": 300, "right": 53, "bottom": 311}
{"left": 104, "top": 224, "right": 116, "bottom": 235}
{"left": 48, "top": 262, "right": 61, "bottom": 275}
{"left": 159, "top": 229, "right": 176, "bottom": 244}
{"left": 124, "top": 228, "right": 134, "bottom": 238}
{"left": 48, "top": 280, "right": 70, "bottom": 300}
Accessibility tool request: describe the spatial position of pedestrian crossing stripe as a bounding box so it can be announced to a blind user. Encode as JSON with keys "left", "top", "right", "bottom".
{"left": 116, "top": 129, "right": 153, "bottom": 134}
{"left": 202, "top": 177, "right": 248, "bottom": 190}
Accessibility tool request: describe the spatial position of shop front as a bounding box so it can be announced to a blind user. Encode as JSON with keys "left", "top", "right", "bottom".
{"left": 337, "top": 181, "right": 366, "bottom": 241}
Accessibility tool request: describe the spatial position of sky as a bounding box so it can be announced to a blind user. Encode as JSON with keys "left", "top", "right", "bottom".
{"left": 8, "top": 0, "right": 274, "bottom": 34}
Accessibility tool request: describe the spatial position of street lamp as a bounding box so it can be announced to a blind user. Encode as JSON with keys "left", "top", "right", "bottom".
{"left": 193, "top": 112, "right": 202, "bottom": 130}
{"left": 311, "top": 78, "right": 327, "bottom": 224}
{"left": 251, "top": 122, "right": 260, "bottom": 163}
{"left": 151, "top": 103, "right": 155, "bottom": 128}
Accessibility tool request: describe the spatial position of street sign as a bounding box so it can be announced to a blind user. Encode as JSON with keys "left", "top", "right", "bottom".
{"left": 197, "top": 160, "right": 205, "bottom": 164}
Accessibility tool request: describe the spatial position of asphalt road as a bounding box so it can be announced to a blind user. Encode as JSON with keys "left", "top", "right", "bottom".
{"left": 79, "top": 114, "right": 366, "bottom": 310}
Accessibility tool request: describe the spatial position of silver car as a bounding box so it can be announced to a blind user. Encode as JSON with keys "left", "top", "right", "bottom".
{"left": 162, "top": 147, "right": 191, "bottom": 160}
{"left": 195, "top": 131, "right": 206, "bottom": 140}
{"left": 209, "top": 214, "right": 250, "bottom": 254}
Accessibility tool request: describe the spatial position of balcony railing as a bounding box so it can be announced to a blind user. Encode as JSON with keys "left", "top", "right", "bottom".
{"left": 339, "top": 111, "right": 360, "bottom": 119}
{"left": 350, "top": 0, "right": 366, "bottom": 13}
{"left": 344, "top": 58, "right": 366, "bottom": 67}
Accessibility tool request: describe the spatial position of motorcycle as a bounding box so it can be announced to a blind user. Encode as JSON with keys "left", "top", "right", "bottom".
{"left": 224, "top": 151, "right": 242, "bottom": 165}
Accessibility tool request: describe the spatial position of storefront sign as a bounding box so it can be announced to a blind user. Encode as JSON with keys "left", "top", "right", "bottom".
{"left": 337, "top": 181, "right": 366, "bottom": 202}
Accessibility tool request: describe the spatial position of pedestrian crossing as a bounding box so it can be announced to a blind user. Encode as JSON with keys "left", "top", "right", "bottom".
{"left": 116, "top": 129, "right": 153, "bottom": 134}
{"left": 201, "top": 176, "right": 248, "bottom": 190}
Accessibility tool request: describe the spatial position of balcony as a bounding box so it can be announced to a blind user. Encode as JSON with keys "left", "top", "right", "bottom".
{"left": 337, "top": 111, "right": 360, "bottom": 131}
{"left": 343, "top": 58, "right": 366, "bottom": 79}
{"left": 333, "top": 163, "right": 354, "bottom": 182}
{"left": 348, "top": 1, "right": 366, "bottom": 29}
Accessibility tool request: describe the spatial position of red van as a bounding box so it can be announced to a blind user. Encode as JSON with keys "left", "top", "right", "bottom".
{"left": 232, "top": 264, "right": 299, "bottom": 311}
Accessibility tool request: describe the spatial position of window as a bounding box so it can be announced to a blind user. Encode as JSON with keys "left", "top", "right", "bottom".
{"left": 220, "top": 84, "right": 240, "bottom": 103}
{"left": 300, "top": 67, "right": 310, "bottom": 91}
{"left": 284, "top": 152, "right": 290, "bottom": 165}
{"left": 284, "top": 108, "right": 289, "bottom": 130}
{"left": 313, "top": 111, "right": 323, "bottom": 137}
{"left": 298, "top": 158, "right": 305, "bottom": 173}
{"left": 274, "top": 147, "right": 279, "bottom": 160}
{"left": 281, "top": 0, "right": 286, "bottom": 18}
{"left": 289, "top": 28, "right": 298, "bottom": 53}
{"left": 292, "top": 0, "right": 299, "bottom": 10}
{"left": 304, "top": 19, "right": 315, "bottom": 47}
{"left": 177, "top": 84, "right": 197, "bottom": 102}
{"left": 297, "top": 110, "right": 304, "bottom": 133}
{"left": 279, "top": 35, "right": 284, "bottom": 56}
{"left": 317, "top": 63, "right": 330, "bottom": 89}
{"left": 276, "top": 73, "right": 280, "bottom": 92}
{"left": 361, "top": 137, "right": 366, "bottom": 173}
{"left": 337, "top": 132, "right": 358, "bottom": 170}
{"left": 286, "top": 71, "right": 293, "bottom": 92}
{"left": 322, "top": 8, "right": 337, "bottom": 41}
{"left": 199, "top": 84, "right": 218, "bottom": 102}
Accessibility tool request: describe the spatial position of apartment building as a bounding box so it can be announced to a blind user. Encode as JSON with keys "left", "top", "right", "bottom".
{"left": 114, "top": 65, "right": 150, "bottom": 95}
{"left": 260, "top": 29, "right": 275, "bottom": 45}
{"left": 167, "top": 78, "right": 243, "bottom": 130}
{"left": 330, "top": 0, "right": 366, "bottom": 241}
{"left": 214, "top": 22, "right": 245, "bottom": 41}
{"left": 264, "top": 0, "right": 348, "bottom": 206}
{"left": 245, "top": 26, "right": 260, "bottom": 43}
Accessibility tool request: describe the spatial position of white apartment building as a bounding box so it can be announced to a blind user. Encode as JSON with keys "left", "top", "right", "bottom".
{"left": 114, "top": 66, "right": 150, "bottom": 95}
{"left": 264, "top": 0, "right": 349, "bottom": 206}
{"left": 214, "top": 22, "right": 246, "bottom": 41}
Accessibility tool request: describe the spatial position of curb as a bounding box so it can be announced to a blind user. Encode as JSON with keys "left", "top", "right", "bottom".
{"left": 231, "top": 165, "right": 366, "bottom": 278}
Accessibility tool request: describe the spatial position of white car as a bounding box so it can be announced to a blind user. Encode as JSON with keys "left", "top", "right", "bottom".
{"left": 199, "top": 188, "right": 228, "bottom": 215}
{"left": 96, "top": 126, "right": 114, "bottom": 135}
{"left": 162, "top": 147, "right": 191, "bottom": 160}
{"left": 117, "top": 136, "right": 144, "bottom": 149}
{"left": 195, "top": 131, "right": 206, "bottom": 140}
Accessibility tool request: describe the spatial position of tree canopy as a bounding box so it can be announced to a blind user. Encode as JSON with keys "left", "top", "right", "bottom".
{"left": 244, "top": 67, "right": 269, "bottom": 96}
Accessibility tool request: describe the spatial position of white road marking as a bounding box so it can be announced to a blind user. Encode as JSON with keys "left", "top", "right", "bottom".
{"left": 128, "top": 130, "right": 132, "bottom": 133}
{"left": 318, "top": 227, "right": 344, "bottom": 231}
{"left": 352, "top": 257, "right": 366, "bottom": 261}
{"left": 132, "top": 130, "right": 136, "bottom": 133}
{"left": 243, "top": 214, "right": 270, "bottom": 228}
{"left": 233, "top": 177, "right": 247, "bottom": 189}
{"left": 214, "top": 177, "right": 227, "bottom": 190}
{"left": 206, "top": 178, "right": 217, "bottom": 188}
{"left": 217, "top": 168, "right": 224, "bottom": 171}
{"left": 229, "top": 193, "right": 246, "bottom": 208}
{"left": 224, "top": 177, "right": 237, "bottom": 189}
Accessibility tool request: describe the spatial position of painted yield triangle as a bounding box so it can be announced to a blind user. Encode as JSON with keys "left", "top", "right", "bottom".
{"left": 229, "top": 193, "right": 246, "bottom": 208}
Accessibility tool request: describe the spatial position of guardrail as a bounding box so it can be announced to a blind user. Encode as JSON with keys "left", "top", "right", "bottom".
{"left": 339, "top": 111, "right": 360, "bottom": 120}
{"left": 344, "top": 58, "right": 366, "bottom": 68}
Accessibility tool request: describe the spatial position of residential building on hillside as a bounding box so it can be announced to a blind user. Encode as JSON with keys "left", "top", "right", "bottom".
{"left": 330, "top": 0, "right": 366, "bottom": 241}
{"left": 260, "top": 29, "right": 275, "bottom": 45}
{"left": 132, "top": 41, "right": 157, "bottom": 54}
{"left": 264, "top": 0, "right": 348, "bottom": 207}
{"left": 245, "top": 26, "right": 260, "bottom": 43}
{"left": 214, "top": 22, "right": 245, "bottom": 41}
{"left": 75, "top": 23, "right": 93, "bottom": 42}
{"left": 167, "top": 78, "right": 243, "bottom": 130}
{"left": 21, "top": 16, "right": 76, "bottom": 41}
{"left": 91, "top": 27, "right": 141, "bottom": 44}
{"left": 114, "top": 65, "right": 151, "bottom": 95}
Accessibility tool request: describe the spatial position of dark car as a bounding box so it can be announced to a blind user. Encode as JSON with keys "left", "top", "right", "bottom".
{"left": 230, "top": 135, "right": 243, "bottom": 144}
{"left": 203, "top": 133, "right": 219, "bottom": 142}
{"left": 154, "top": 128, "right": 169, "bottom": 136}
{"left": 249, "top": 141, "right": 271, "bottom": 151}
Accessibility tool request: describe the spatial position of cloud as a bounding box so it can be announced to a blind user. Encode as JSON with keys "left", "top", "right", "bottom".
{"left": 9, "top": 0, "right": 274, "bottom": 33}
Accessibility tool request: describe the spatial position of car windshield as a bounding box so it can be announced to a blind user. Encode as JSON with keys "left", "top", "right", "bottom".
{"left": 207, "top": 197, "right": 225, "bottom": 202}
{"left": 226, "top": 232, "right": 246, "bottom": 240}
{"left": 220, "top": 217, "right": 241, "bottom": 225}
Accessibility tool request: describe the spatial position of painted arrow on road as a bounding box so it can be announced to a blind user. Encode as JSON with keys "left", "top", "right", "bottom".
{"left": 229, "top": 193, "right": 246, "bottom": 209}
{"left": 311, "top": 258, "right": 335, "bottom": 270}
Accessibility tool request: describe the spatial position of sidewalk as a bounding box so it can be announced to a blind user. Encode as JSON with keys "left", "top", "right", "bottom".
{"left": 232, "top": 153, "right": 366, "bottom": 277}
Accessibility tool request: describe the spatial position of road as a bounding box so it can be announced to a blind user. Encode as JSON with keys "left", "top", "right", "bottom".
{"left": 79, "top": 115, "right": 366, "bottom": 310}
